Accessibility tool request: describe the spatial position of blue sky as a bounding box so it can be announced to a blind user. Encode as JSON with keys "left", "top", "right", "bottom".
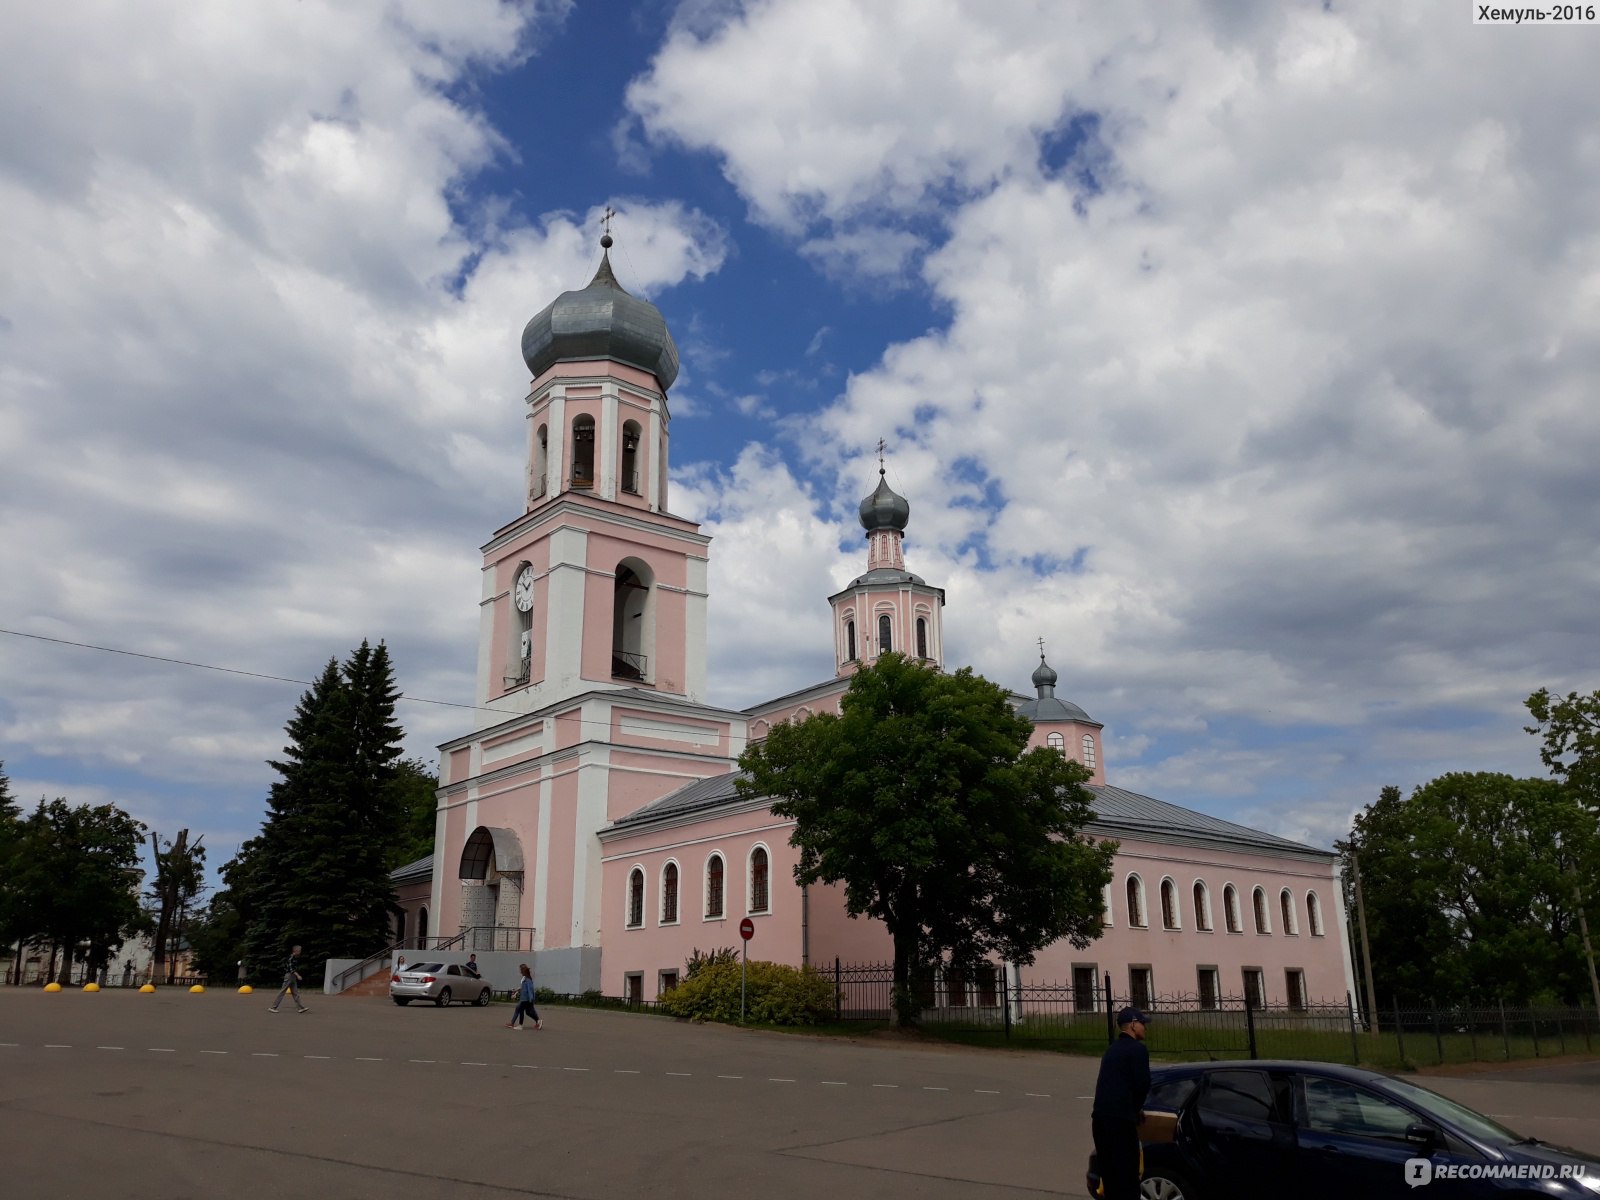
{"left": 2, "top": 1, "right": 1594, "bottom": 889}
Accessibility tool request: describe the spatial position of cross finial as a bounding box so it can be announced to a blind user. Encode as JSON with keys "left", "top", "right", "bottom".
{"left": 1037, "top": 636, "right": 1047, "bottom": 659}
{"left": 602, "top": 206, "right": 615, "bottom": 237}
{"left": 876, "top": 437, "right": 886, "bottom": 473}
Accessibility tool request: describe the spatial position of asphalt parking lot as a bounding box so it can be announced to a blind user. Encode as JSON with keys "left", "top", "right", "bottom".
{"left": 1, "top": 988, "right": 1596, "bottom": 1199}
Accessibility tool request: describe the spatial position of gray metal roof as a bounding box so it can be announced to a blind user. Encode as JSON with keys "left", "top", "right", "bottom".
{"left": 390, "top": 853, "right": 433, "bottom": 884}
{"left": 604, "top": 771, "right": 1329, "bottom": 860}
{"left": 1015, "top": 695, "right": 1097, "bottom": 724}
{"left": 520, "top": 246, "right": 680, "bottom": 389}
{"left": 846, "top": 566, "right": 927, "bottom": 587}
{"left": 1086, "top": 784, "right": 1331, "bottom": 857}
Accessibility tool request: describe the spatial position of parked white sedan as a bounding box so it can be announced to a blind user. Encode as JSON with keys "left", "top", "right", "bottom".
{"left": 389, "top": 962, "right": 492, "bottom": 1007}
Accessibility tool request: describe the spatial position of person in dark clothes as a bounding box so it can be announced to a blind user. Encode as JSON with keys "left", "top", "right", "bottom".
{"left": 1092, "top": 1006, "right": 1151, "bottom": 1199}
{"left": 268, "top": 945, "right": 309, "bottom": 1014}
{"left": 463, "top": 953, "right": 481, "bottom": 979}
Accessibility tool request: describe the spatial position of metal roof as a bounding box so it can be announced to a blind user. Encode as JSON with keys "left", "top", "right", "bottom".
{"left": 608, "top": 770, "right": 750, "bottom": 829}
{"left": 520, "top": 248, "right": 680, "bottom": 389}
{"left": 390, "top": 853, "right": 433, "bottom": 884}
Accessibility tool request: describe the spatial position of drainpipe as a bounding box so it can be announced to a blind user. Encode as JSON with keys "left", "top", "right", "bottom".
{"left": 801, "top": 885, "right": 809, "bottom": 967}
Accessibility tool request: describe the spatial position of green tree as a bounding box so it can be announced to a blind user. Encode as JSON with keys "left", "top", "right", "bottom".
{"left": 386, "top": 757, "right": 441, "bottom": 870}
{"left": 738, "top": 653, "right": 1117, "bottom": 1026}
{"left": 1345, "top": 773, "right": 1600, "bottom": 1005}
{"left": 0, "top": 761, "right": 19, "bottom": 981}
{"left": 146, "top": 829, "right": 206, "bottom": 984}
{"left": 234, "top": 642, "right": 409, "bottom": 983}
{"left": 9, "top": 799, "right": 147, "bottom": 983}
{"left": 1526, "top": 687, "right": 1600, "bottom": 810}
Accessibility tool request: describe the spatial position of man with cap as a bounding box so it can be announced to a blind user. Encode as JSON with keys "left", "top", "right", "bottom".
{"left": 1092, "top": 1006, "right": 1151, "bottom": 1199}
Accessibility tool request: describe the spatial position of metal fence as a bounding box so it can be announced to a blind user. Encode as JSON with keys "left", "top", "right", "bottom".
{"left": 825, "top": 960, "right": 1598, "bottom": 1066}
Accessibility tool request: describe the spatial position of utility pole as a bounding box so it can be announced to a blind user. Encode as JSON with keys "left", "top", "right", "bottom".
{"left": 1351, "top": 850, "right": 1381, "bottom": 1034}
{"left": 1574, "top": 876, "right": 1600, "bottom": 1015}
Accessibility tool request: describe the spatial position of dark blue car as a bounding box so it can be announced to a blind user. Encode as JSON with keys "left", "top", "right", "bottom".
{"left": 1085, "top": 1060, "right": 1600, "bottom": 1199}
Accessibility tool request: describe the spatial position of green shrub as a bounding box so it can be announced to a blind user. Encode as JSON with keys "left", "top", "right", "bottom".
{"left": 658, "top": 958, "right": 834, "bottom": 1025}
{"left": 534, "top": 986, "right": 556, "bottom": 1003}
{"left": 684, "top": 946, "right": 740, "bottom": 980}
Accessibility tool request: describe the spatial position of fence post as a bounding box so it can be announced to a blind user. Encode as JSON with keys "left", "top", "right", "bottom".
{"left": 1347, "top": 992, "right": 1360, "bottom": 1064}
{"left": 1532, "top": 1007, "right": 1540, "bottom": 1058}
{"left": 1003, "top": 963, "right": 1012, "bottom": 1040}
{"left": 1499, "top": 998, "right": 1510, "bottom": 1061}
{"left": 1430, "top": 999, "right": 1444, "bottom": 1065}
{"left": 1393, "top": 999, "right": 1406, "bottom": 1065}
{"left": 1584, "top": 1007, "right": 1593, "bottom": 1053}
{"left": 1246, "top": 994, "right": 1259, "bottom": 1060}
{"left": 1468, "top": 1009, "right": 1478, "bottom": 1063}
{"left": 1557, "top": 1010, "right": 1566, "bottom": 1055}
{"left": 1015, "top": 963, "right": 1024, "bottom": 1031}
{"left": 834, "top": 957, "right": 841, "bottom": 1023}
{"left": 1104, "top": 972, "right": 1115, "bottom": 1045}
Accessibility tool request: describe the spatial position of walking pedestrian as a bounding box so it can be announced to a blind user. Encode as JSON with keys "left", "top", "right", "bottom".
{"left": 1091, "top": 1006, "right": 1150, "bottom": 1199}
{"left": 504, "top": 963, "right": 541, "bottom": 1030}
{"left": 268, "top": 944, "right": 310, "bottom": 1014}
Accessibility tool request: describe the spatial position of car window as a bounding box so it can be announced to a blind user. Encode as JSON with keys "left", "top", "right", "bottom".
{"left": 1302, "top": 1077, "right": 1415, "bottom": 1142}
{"left": 446, "top": 965, "right": 463, "bottom": 976}
{"left": 1381, "top": 1078, "right": 1521, "bottom": 1145}
{"left": 1149, "top": 1077, "right": 1198, "bottom": 1111}
{"left": 1198, "top": 1071, "right": 1277, "bottom": 1122}
{"left": 411, "top": 963, "right": 443, "bottom": 973}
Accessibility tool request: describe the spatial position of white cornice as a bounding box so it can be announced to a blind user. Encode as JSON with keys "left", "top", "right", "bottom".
{"left": 483, "top": 497, "right": 709, "bottom": 556}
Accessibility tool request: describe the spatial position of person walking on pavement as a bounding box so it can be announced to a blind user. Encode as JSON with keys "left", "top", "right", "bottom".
{"left": 1092, "top": 1006, "right": 1151, "bottom": 1199}
{"left": 268, "top": 944, "right": 309, "bottom": 1014}
{"left": 504, "top": 963, "right": 540, "bottom": 1030}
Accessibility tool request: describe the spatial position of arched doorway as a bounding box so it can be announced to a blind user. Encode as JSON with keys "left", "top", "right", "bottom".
{"left": 459, "top": 826, "right": 527, "bottom": 950}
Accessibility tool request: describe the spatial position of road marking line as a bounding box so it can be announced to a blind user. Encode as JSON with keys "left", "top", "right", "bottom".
{"left": 1075, "top": 1094, "right": 1094, "bottom": 1099}
{"left": 409, "top": 1059, "right": 436, "bottom": 1063}
{"left": 821, "top": 1081, "right": 847, "bottom": 1086}
{"left": 769, "top": 1077, "right": 795, "bottom": 1082}
{"left": 873, "top": 1084, "right": 898, "bottom": 1089}
{"left": 514, "top": 1065, "right": 538, "bottom": 1070}
{"left": 666, "top": 1072, "right": 692, "bottom": 1077}
{"left": 0, "top": 1042, "right": 18, "bottom": 1047}
{"left": 45, "top": 1044, "right": 71, "bottom": 1049}
{"left": 97, "top": 1046, "right": 124, "bottom": 1051}
{"left": 304, "top": 1055, "right": 332, "bottom": 1060}
{"left": 461, "top": 1062, "right": 488, "bottom": 1066}
{"left": 200, "top": 1050, "right": 228, "bottom": 1055}
{"left": 149, "top": 1048, "right": 176, "bottom": 1053}
{"left": 922, "top": 1086, "right": 948, "bottom": 1091}
{"left": 976, "top": 1089, "right": 1001, "bottom": 1094}
{"left": 716, "top": 1075, "right": 742, "bottom": 1079}
{"left": 615, "top": 1069, "right": 641, "bottom": 1074}
{"left": 251, "top": 1053, "right": 278, "bottom": 1057}
{"left": 562, "top": 1067, "right": 589, "bottom": 1072}
{"left": 355, "top": 1057, "right": 383, "bottom": 1062}
{"left": 1025, "top": 1093, "right": 1050, "bottom": 1098}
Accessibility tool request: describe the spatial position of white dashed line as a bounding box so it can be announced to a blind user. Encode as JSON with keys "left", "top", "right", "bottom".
{"left": 716, "top": 1075, "right": 742, "bottom": 1080}
{"left": 45, "top": 1044, "right": 71, "bottom": 1049}
{"left": 873, "top": 1084, "right": 898, "bottom": 1089}
{"left": 562, "top": 1067, "right": 589, "bottom": 1073}
{"left": 514, "top": 1065, "right": 538, "bottom": 1070}
{"left": 769, "top": 1077, "right": 795, "bottom": 1083}
{"left": 821, "top": 1081, "right": 847, "bottom": 1086}
{"left": 461, "top": 1062, "right": 488, "bottom": 1067}
{"left": 200, "top": 1050, "right": 228, "bottom": 1055}
{"left": 355, "top": 1057, "right": 383, "bottom": 1062}
{"left": 149, "top": 1048, "right": 176, "bottom": 1053}
{"left": 1025, "top": 1093, "right": 1050, "bottom": 1098}
{"left": 1076, "top": 1094, "right": 1094, "bottom": 1100}
{"left": 0, "top": 1042, "right": 18, "bottom": 1047}
{"left": 614, "top": 1069, "right": 639, "bottom": 1074}
{"left": 976, "top": 1089, "right": 1001, "bottom": 1095}
{"left": 922, "top": 1086, "right": 948, "bottom": 1092}
{"left": 666, "top": 1072, "right": 692, "bottom": 1077}
{"left": 251, "top": 1053, "right": 278, "bottom": 1058}
{"left": 304, "top": 1055, "right": 332, "bottom": 1060}
{"left": 97, "top": 1046, "right": 124, "bottom": 1051}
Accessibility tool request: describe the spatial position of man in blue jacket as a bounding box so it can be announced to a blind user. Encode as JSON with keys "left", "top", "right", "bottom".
{"left": 1092, "top": 1006, "right": 1151, "bottom": 1199}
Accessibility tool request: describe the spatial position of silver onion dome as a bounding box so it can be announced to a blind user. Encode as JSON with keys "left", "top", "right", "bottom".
{"left": 858, "top": 469, "right": 911, "bottom": 533}
{"left": 520, "top": 235, "right": 680, "bottom": 389}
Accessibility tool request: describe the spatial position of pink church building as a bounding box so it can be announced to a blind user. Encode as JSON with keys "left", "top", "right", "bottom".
{"left": 410, "top": 235, "right": 1357, "bottom": 1014}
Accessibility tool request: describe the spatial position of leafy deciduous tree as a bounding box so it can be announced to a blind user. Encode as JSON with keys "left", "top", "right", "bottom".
{"left": 738, "top": 653, "right": 1117, "bottom": 1025}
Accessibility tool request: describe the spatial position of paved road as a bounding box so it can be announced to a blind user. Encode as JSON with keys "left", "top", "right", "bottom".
{"left": 1, "top": 989, "right": 1596, "bottom": 1199}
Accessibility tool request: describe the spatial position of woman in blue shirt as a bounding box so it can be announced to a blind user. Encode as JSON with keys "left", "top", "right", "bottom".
{"left": 505, "top": 963, "right": 541, "bottom": 1030}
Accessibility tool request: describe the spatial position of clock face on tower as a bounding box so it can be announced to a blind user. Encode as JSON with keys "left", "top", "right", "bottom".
{"left": 513, "top": 565, "right": 535, "bottom": 612}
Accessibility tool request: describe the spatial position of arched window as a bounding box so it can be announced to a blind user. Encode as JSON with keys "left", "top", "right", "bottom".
{"left": 878, "top": 613, "right": 892, "bottom": 654}
{"left": 627, "top": 868, "right": 645, "bottom": 928}
{"left": 1082, "top": 734, "right": 1097, "bottom": 768}
{"left": 749, "top": 846, "right": 770, "bottom": 914}
{"left": 1280, "top": 888, "right": 1297, "bottom": 935}
{"left": 705, "top": 854, "right": 725, "bottom": 919}
{"left": 621, "top": 419, "right": 642, "bottom": 494}
{"left": 845, "top": 619, "right": 857, "bottom": 662}
{"left": 916, "top": 617, "right": 928, "bottom": 659}
{"left": 1125, "top": 874, "right": 1146, "bottom": 928}
{"left": 1047, "top": 731, "right": 1065, "bottom": 751}
{"left": 571, "top": 414, "right": 595, "bottom": 487}
{"left": 1193, "top": 881, "right": 1213, "bottom": 931}
{"left": 1252, "top": 886, "right": 1271, "bottom": 934}
{"left": 532, "top": 424, "right": 548, "bottom": 501}
{"left": 1160, "top": 878, "right": 1180, "bottom": 930}
{"left": 1223, "top": 885, "right": 1241, "bottom": 933}
{"left": 1307, "top": 890, "right": 1324, "bottom": 937}
{"left": 662, "top": 862, "right": 679, "bottom": 924}
{"left": 612, "top": 559, "right": 651, "bottom": 681}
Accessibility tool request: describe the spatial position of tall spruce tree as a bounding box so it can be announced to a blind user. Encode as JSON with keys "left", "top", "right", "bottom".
{"left": 235, "top": 643, "right": 407, "bottom": 982}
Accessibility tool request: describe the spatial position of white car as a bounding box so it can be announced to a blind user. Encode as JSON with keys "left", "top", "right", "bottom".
{"left": 389, "top": 962, "right": 492, "bottom": 1007}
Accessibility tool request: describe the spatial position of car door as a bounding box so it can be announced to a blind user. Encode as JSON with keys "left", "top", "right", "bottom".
{"left": 1189, "top": 1068, "right": 1298, "bottom": 1200}
{"left": 1295, "top": 1074, "right": 1488, "bottom": 1200}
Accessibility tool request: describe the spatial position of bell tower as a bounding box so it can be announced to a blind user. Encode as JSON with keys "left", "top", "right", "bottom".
{"left": 828, "top": 456, "right": 945, "bottom": 675}
{"left": 473, "top": 233, "right": 710, "bottom": 722}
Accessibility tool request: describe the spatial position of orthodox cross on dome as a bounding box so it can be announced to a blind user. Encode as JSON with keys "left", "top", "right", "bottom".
{"left": 600, "top": 205, "right": 616, "bottom": 247}
{"left": 876, "top": 437, "right": 887, "bottom": 473}
{"left": 1037, "top": 636, "right": 1046, "bottom": 657}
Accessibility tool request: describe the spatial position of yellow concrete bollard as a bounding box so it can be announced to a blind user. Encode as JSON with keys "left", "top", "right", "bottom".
{"left": 189, "top": 984, "right": 205, "bottom": 994}
{"left": 237, "top": 985, "right": 253, "bottom": 994}
{"left": 43, "top": 982, "right": 62, "bottom": 993}
{"left": 83, "top": 982, "right": 100, "bottom": 992}
{"left": 139, "top": 983, "right": 156, "bottom": 993}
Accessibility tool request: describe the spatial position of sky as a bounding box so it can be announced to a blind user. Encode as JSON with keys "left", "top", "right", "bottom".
{"left": 2, "top": 1, "right": 1596, "bottom": 887}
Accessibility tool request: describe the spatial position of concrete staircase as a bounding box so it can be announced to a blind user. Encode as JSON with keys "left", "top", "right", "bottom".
{"left": 340, "top": 970, "right": 394, "bottom": 998}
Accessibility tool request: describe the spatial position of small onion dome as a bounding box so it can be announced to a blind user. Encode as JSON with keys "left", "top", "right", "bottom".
{"left": 858, "top": 469, "right": 911, "bottom": 533}
{"left": 520, "top": 235, "right": 680, "bottom": 390}
{"left": 1031, "top": 653, "right": 1059, "bottom": 692}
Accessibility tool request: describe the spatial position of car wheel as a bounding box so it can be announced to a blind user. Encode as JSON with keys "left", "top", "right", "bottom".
{"left": 393, "top": 998, "right": 410, "bottom": 1006}
{"left": 435, "top": 987, "right": 451, "bottom": 1007}
{"left": 475, "top": 988, "right": 491, "bottom": 1007}
{"left": 1141, "top": 1169, "right": 1198, "bottom": 1200}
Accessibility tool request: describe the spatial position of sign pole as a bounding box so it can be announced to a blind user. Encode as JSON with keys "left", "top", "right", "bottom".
{"left": 739, "top": 916, "right": 755, "bottom": 1023}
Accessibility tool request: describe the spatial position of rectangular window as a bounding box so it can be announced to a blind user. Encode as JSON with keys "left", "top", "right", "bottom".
{"left": 1129, "top": 966, "right": 1153, "bottom": 1011}
{"left": 1243, "top": 967, "right": 1265, "bottom": 1010}
{"left": 1073, "top": 965, "right": 1099, "bottom": 1013}
{"left": 946, "top": 967, "right": 967, "bottom": 1008}
{"left": 976, "top": 964, "right": 999, "bottom": 1007}
{"left": 1197, "top": 966, "right": 1219, "bottom": 1011}
{"left": 1285, "top": 968, "right": 1306, "bottom": 1011}
{"left": 658, "top": 970, "right": 679, "bottom": 996}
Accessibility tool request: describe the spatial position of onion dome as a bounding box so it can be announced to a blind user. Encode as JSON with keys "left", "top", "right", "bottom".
{"left": 1015, "top": 651, "right": 1097, "bottom": 724}
{"left": 520, "top": 234, "right": 680, "bottom": 390}
{"left": 858, "top": 468, "right": 911, "bottom": 533}
{"left": 1031, "top": 653, "right": 1059, "bottom": 692}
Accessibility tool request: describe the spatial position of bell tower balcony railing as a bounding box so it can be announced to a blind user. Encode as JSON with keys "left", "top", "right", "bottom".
{"left": 611, "top": 650, "right": 647, "bottom": 682}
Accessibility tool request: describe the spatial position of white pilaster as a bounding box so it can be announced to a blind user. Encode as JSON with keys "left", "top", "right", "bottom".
{"left": 648, "top": 403, "right": 663, "bottom": 511}
{"left": 543, "top": 526, "right": 590, "bottom": 701}
{"left": 534, "top": 767, "right": 551, "bottom": 951}
{"left": 474, "top": 564, "right": 496, "bottom": 709}
{"left": 547, "top": 387, "right": 567, "bottom": 496}
{"left": 684, "top": 554, "right": 709, "bottom": 703}
{"left": 600, "top": 383, "right": 618, "bottom": 501}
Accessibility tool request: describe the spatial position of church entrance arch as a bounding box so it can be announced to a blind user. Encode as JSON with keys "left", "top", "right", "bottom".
{"left": 459, "top": 826, "right": 527, "bottom": 949}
